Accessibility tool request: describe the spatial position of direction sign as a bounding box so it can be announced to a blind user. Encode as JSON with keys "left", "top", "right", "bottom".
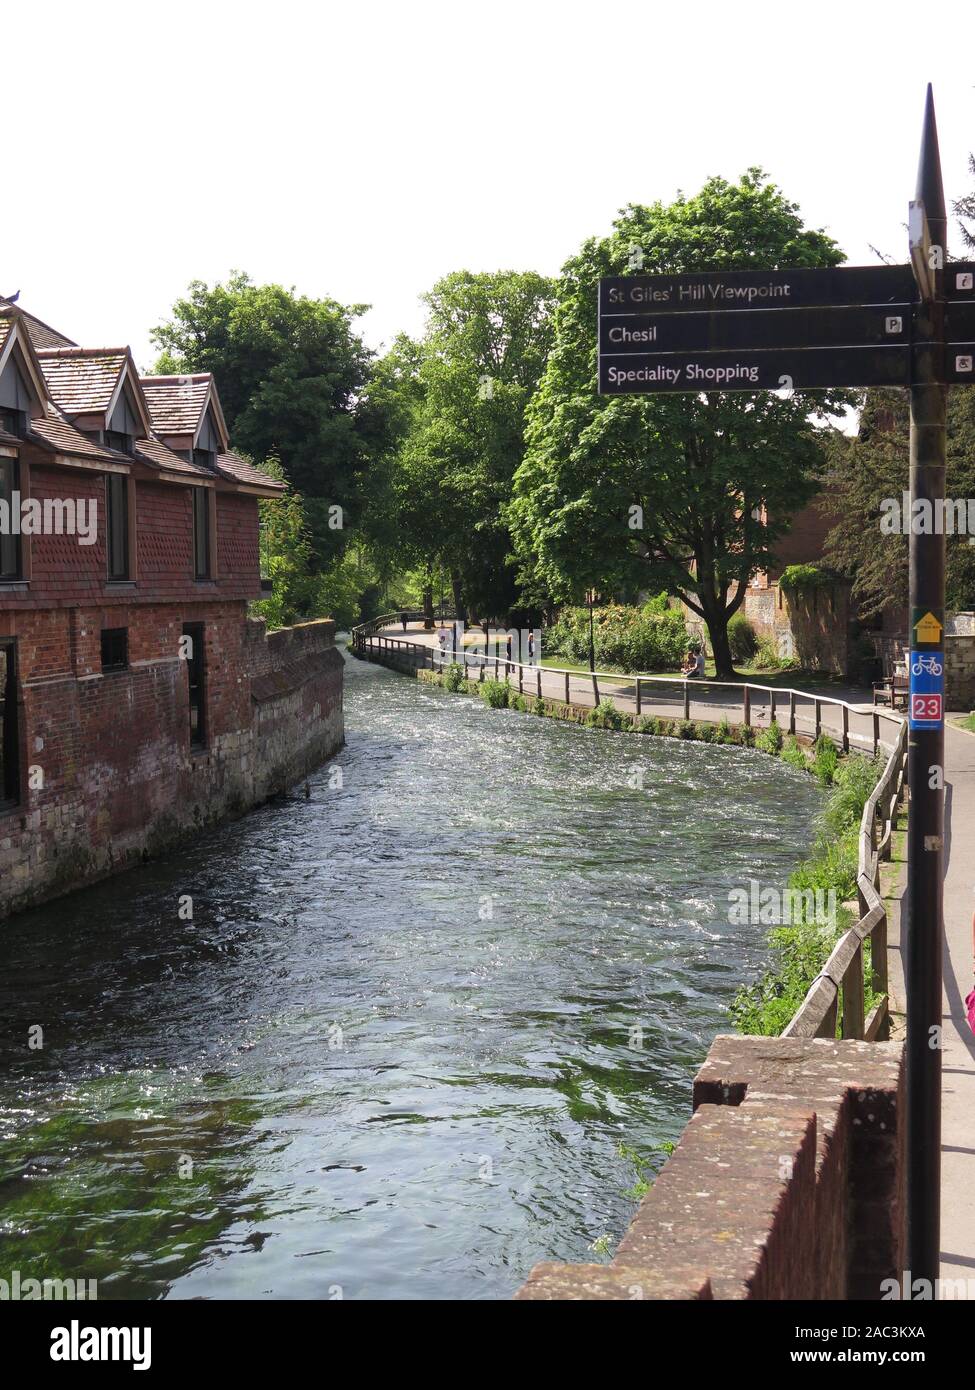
{"left": 599, "top": 264, "right": 917, "bottom": 317}
{"left": 947, "top": 302, "right": 975, "bottom": 340}
{"left": 599, "top": 345, "right": 910, "bottom": 395}
{"left": 947, "top": 263, "right": 975, "bottom": 299}
{"left": 599, "top": 304, "right": 910, "bottom": 357}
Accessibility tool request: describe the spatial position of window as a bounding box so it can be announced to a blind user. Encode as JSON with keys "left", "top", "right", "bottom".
{"left": 193, "top": 448, "right": 214, "bottom": 472}
{"left": 1, "top": 459, "right": 21, "bottom": 580}
{"left": 0, "top": 406, "right": 25, "bottom": 438}
{"left": 182, "top": 623, "right": 206, "bottom": 747}
{"left": 105, "top": 430, "right": 133, "bottom": 456}
{"left": 100, "top": 627, "right": 128, "bottom": 672}
{"left": 192, "top": 488, "right": 211, "bottom": 579}
{"left": 106, "top": 474, "right": 129, "bottom": 580}
{"left": 0, "top": 640, "right": 20, "bottom": 805}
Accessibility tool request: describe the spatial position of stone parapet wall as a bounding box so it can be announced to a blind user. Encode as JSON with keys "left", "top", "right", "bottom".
{"left": 517, "top": 1035, "right": 905, "bottom": 1301}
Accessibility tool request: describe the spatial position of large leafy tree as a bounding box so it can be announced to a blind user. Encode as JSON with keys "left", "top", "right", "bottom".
{"left": 392, "top": 270, "right": 556, "bottom": 620}
{"left": 151, "top": 272, "right": 378, "bottom": 564}
{"left": 823, "top": 386, "right": 975, "bottom": 616}
{"left": 509, "top": 171, "right": 846, "bottom": 676}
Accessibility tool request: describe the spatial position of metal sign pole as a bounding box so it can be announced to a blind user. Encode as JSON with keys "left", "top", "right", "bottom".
{"left": 906, "top": 82, "right": 947, "bottom": 1288}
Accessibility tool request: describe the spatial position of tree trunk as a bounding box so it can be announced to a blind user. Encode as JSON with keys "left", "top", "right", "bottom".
{"left": 451, "top": 570, "right": 467, "bottom": 623}
{"left": 702, "top": 604, "right": 736, "bottom": 679}
{"left": 422, "top": 587, "right": 434, "bottom": 630}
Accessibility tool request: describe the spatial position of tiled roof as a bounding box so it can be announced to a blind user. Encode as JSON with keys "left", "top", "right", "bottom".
{"left": 29, "top": 414, "right": 124, "bottom": 463}
{"left": 216, "top": 451, "right": 286, "bottom": 491}
{"left": 0, "top": 426, "right": 21, "bottom": 448}
{"left": 0, "top": 304, "right": 75, "bottom": 350}
{"left": 135, "top": 437, "right": 213, "bottom": 479}
{"left": 141, "top": 374, "right": 212, "bottom": 435}
{"left": 36, "top": 347, "right": 127, "bottom": 416}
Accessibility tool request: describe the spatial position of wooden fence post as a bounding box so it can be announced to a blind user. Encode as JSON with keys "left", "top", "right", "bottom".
{"left": 842, "top": 704, "right": 850, "bottom": 753}
{"left": 565, "top": 670, "right": 570, "bottom": 705}
{"left": 743, "top": 686, "right": 751, "bottom": 729}
{"left": 789, "top": 690, "right": 796, "bottom": 736}
{"left": 635, "top": 679, "right": 641, "bottom": 717}
{"left": 683, "top": 683, "right": 690, "bottom": 720}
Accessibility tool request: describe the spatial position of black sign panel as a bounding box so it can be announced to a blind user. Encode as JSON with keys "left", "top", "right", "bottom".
{"left": 947, "top": 302, "right": 975, "bottom": 341}
{"left": 947, "top": 264, "right": 975, "bottom": 301}
{"left": 598, "top": 346, "right": 910, "bottom": 395}
{"left": 599, "top": 265, "right": 917, "bottom": 317}
{"left": 599, "top": 304, "right": 910, "bottom": 357}
{"left": 945, "top": 344, "right": 975, "bottom": 383}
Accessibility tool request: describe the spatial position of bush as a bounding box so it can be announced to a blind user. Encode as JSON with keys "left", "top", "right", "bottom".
{"left": 781, "top": 736, "right": 808, "bottom": 771}
{"left": 811, "top": 735, "right": 839, "bottom": 786}
{"left": 715, "top": 716, "right": 732, "bottom": 744}
{"left": 696, "top": 721, "right": 715, "bottom": 742}
{"left": 547, "top": 603, "right": 688, "bottom": 673}
{"left": 443, "top": 662, "right": 464, "bottom": 693}
{"left": 510, "top": 693, "right": 526, "bottom": 712}
{"left": 531, "top": 697, "right": 546, "bottom": 716}
{"left": 728, "top": 612, "right": 758, "bottom": 662}
{"left": 752, "top": 636, "right": 781, "bottom": 671}
{"left": 738, "top": 724, "right": 755, "bottom": 746}
{"left": 481, "top": 679, "right": 510, "bottom": 709}
{"left": 755, "top": 720, "right": 784, "bottom": 755}
{"left": 637, "top": 715, "right": 659, "bottom": 735}
{"left": 677, "top": 718, "right": 696, "bottom": 739}
{"left": 586, "top": 699, "right": 626, "bottom": 730}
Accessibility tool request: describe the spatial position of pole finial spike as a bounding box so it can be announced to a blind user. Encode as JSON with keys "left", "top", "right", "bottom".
{"left": 916, "top": 83, "right": 946, "bottom": 226}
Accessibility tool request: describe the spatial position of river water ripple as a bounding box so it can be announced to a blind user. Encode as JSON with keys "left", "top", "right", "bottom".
{"left": 0, "top": 650, "right": 822, "bottom": 1299}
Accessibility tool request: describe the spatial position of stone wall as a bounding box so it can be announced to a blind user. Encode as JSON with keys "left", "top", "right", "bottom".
{"left": 946, "top": 616, "right": 975, "bottom": 708}
{"left": 0, "top": 615, "right": 343, "bottom": 918}
{"left": 743, "top": 580, "right": 851, "bottom": 675}
{"left": 517, "top": 1035, "right": 905, "bottom": 1301}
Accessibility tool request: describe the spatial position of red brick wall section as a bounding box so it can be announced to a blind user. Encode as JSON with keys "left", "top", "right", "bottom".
{"left": 0, "top": 613, "right": 343, "bottom": 917}
{"left": 516, "top": 1034, "right": 905, "bottom": 1301}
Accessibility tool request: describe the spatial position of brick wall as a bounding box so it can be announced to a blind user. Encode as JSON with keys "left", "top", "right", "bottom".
{"left": 517, "top": 1035, "right": 905, "bottom": 1301}
{"left": 0, "top": 612, "right": 344, "bottom": 918}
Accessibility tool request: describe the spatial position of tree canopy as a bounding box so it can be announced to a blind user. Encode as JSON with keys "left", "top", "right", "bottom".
{"left": 508, "top": 170, "right": 847, "bottom": 675}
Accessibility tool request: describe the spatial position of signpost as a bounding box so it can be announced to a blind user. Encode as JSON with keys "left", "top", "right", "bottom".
{"left": 598, "top": 84, "right": 953, "bottom": 1289}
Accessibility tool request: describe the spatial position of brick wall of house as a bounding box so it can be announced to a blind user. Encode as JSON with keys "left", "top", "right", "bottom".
{"left": 0, "top": 607, "right": 343, "bottom": 919}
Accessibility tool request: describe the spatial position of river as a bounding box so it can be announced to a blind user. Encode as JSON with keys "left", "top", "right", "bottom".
{"left": 0, "top": 649, "right": 822, "bottom": 1300}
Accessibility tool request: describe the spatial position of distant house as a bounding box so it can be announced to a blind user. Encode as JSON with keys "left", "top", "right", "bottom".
{"left": 0, "top": 302, "right": 342, "bottom": 918}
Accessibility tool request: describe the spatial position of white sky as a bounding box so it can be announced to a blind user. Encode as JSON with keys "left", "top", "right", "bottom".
{"left": 4, "top": 0, "right": 974, "bottom": 370}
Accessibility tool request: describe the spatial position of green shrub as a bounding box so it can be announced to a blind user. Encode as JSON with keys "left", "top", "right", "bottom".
{"left": 812, "top": 741, "right": 839, "bottom": 786}
{"left": 781, "top": 736, "right": 808, "bottom": 771}
{"left": 677, "top": 718, "right": 696, "bottom": 739}
{"left": 443, "top": 663, "right": 464, "bottom": 693}
{"left": 739, "top": 724, "right": 755, "bottom": 746}
{"left": 755, "top": 720, "right": 784, "bottom": 755}
{"left": 715, "top": 716, "right": 732, "bottom": 744}
{"left": 728, "top": 612, "right": 758, "bottom": 662}
{"left": 619, "top": 714, "right": 634, "bottom": 732}
{"left": 547, "top": 603, "right": 688, "bottom": 673}
{"left": 752, "top": 636, "right": 781, "bottom": 671}
{"left": 586, "top": 699, "right": 625, "bottom": 730}
{"left": 696, "top": 721, "right": 715, "bottom": 742}
{"left": 510, "top": 693, "right": 526, "bottom": 712}
{"left": 531, "top": 697, "right": 546, "bottom": 716}
{"left": 481, "top": 679, "right": 510, "bottom": 709}
{"left": 637, "top": 715, "right": 659, "bottom": 735}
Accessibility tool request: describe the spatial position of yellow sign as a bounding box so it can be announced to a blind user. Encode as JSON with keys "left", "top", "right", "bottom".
{"left": 914, "top": 611, "right": 943, "bottom": 643}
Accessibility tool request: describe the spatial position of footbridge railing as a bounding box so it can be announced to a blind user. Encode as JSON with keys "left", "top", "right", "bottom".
{"left": 352, "top": 625, "right": 907, "bottom": 1042}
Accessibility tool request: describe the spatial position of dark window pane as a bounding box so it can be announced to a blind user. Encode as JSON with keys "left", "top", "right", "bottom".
{"left": 183, "top": 623, "right": 206, "bottom": 747}
{"left": 0, "top": 459, "right": 21, "bottom": 579}
{"left": 106, "top": 475, "right": 129, "bottom": 580}
{"left": 0, "top": 640, "right": 19, "bottom": 804}
{"left": 100, "top": 628, "right": 128, "bottom": 671}
{"left": 193, "top": 490, "right": 210, "bottom": 579}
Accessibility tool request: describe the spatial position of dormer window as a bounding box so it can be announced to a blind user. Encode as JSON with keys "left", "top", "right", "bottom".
{"left": 193, "top": 447, "right": 214, "bottom": 471}
{"left": 105, "top": 429, "right": 133, "bottom": 456}
{"left": 0, "top": 407, "right": 26, "bottom": 439}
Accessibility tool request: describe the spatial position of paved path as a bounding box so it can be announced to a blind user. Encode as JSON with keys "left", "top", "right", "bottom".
{"left": 941, "top": 721, "right": 975, "bottom": 1287}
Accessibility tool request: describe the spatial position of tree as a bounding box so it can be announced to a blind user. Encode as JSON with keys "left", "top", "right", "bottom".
{"left": 152, "top": 272, "right": 377, "bottom": 565}
{"left": 388, "top": 270, "right": 556, "bottom": 621}
{"left": 823, "top": 386, "right": 975, "bottom": 616}
{"left": 508, "top": 171, "right": 846, "bottom": 676}
{"left": 954, "top": 154, "right": 975, "bottom": 251}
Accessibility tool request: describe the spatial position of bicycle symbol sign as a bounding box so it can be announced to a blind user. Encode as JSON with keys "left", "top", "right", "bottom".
{"left": 908, "top": 648, "right": 945, "bottom": 729}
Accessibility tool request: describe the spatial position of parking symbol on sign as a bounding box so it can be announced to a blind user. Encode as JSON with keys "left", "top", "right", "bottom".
{"left": 885, "top": 316, "right": 903, "bottom": 334}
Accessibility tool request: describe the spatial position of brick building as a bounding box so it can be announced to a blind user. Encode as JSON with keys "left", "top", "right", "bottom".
{"left": 0, "top": 301, "right": 343, "bottom": 918}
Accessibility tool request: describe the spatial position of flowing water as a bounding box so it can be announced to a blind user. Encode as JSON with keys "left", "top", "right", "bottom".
{"left": 0, "top": 649, "right": 822, "bottom": 1300}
